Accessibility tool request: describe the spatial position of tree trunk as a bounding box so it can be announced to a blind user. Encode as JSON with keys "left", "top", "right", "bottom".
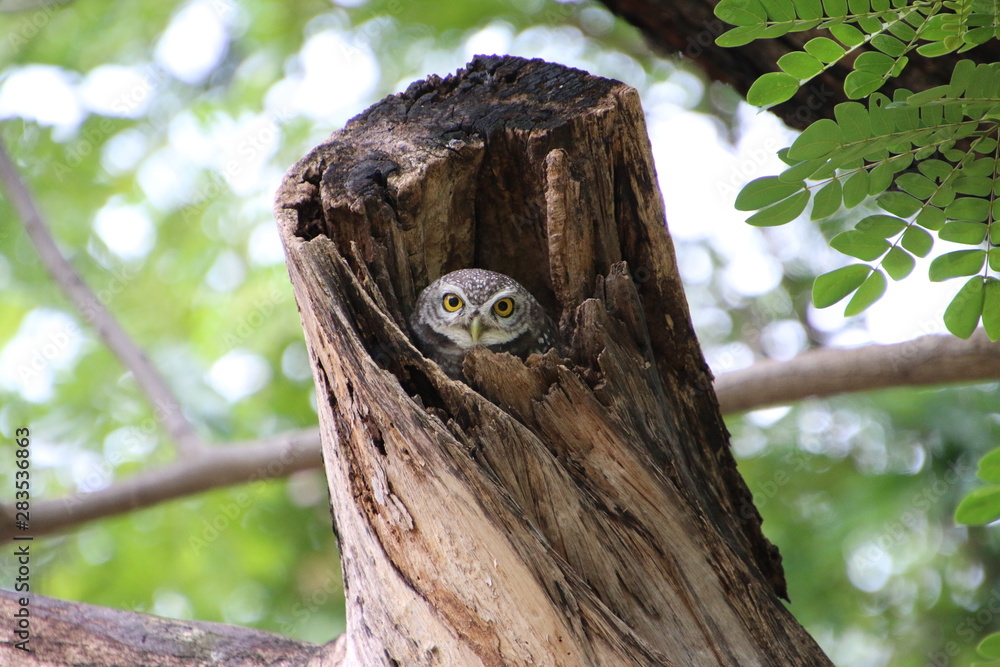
{"left": 597, "top": 0, "right": 1000, "bottom": 130}
{"left": 274, "top": 55, "right": 832, "bottom": 665}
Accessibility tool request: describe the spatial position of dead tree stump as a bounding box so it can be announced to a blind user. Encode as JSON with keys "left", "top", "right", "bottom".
{"left": 275, "top": 55, "right": 831, "bottom": 666}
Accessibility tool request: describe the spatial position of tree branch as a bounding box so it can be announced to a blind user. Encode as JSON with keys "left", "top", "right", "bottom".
{"left": 0, "top": 590, "right": 331, "bottom": 666}
{"left": 0, "top": 137, "right": 204, "bottom": 455}
{"left": 3, "top": 332, "right": 996, "bottom": 541}
{"left": 714, "top": 330, "right": 1000, "bottom": 414}
{"left": 0, "top": 428, "right": 321, "bottom": 541}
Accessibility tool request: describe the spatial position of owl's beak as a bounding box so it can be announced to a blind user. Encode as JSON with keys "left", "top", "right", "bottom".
{"left": 468, "top": 315, "right": 483, "bottom": 343}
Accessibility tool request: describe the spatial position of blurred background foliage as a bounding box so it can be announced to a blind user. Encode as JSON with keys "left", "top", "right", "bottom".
{"left": 0, "top": 0, "right": 998, "bottom": 664}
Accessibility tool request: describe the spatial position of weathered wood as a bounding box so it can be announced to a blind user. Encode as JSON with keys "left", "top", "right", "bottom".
{"left": 275, "top": 55, "right": 832, "bottom": 665}
{"left": 0, "top": 590, "right": 323, "bottom": 666}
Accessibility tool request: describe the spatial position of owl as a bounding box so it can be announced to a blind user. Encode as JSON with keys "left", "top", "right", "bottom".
{"left": 410, "top": 269, "right": 558, "bottom": 380}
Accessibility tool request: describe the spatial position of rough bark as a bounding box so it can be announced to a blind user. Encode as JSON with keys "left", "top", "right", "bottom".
{"left": 0, "top": 590, "right": 324, "bottom": 666}
{"left": 598, "top": 0, "right": 1000, "bottom": 130}
{"left": 274, "top": 55, "right": 831, "bottom": 665}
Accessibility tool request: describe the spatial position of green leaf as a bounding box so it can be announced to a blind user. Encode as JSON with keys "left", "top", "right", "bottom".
{"left": 830, "top": 230, "right": 890, "bottom": 260}
{"left": 717, "top": 25, "right": 768, "bottom": 46}
{"left": 882, "top": 246, "right": 915, "bottom": 280}
{"left": 949, "top": 59, "right": 976, "bottom": 97}
{"left": 878, "top": 191, "right": 922, "bottom": 217}
{"left": 889, "top": 55, "right": 908, "bottom": 78}
{"left": 759, "top": 0, "right": 794, "bottom": 21}
{"left": 856, "top": 214, "right": 906, "bottom": 237}
{"left": 930, "top": 183, "right": 956, "bottom": 209}
{"left": 868, "top": 93, "right": 893, "bottom": 135}
{"left": 796, "top": 0, "right": 823, "bottom": 20}
{"left": 918, "top": 159, "right": 953, "bottom": 182}
{"left": 833, "top": 102, "right": 871, "bottom": 141}
{"left": 822, "top": 0, "right": 848, "bottom": 18}
{"left": 973, "top": 137, "right": 998, "bottom": 154}
{"left": 745, "top": 191, "right": 811, "bottom": 226}
{"left": 884, "top": 152, "right": 913, "bottom": 175}
{"left": 735, "top": 176, "right": 806, "bottom": 211}
{"left": 887, "top": 19, "right": 916, "bottom": 42}
{"left": 953, "top": 175, "right": 993, "bottom": 196}
{"left": 845, "top": 70, "right": 886, "bottom": 98}
{"left": 965, "top": 157, "right": 996, "bottom": 177}
{"left": 901, "top": 226, "right": 933, "bottom": 257}
{"left": 984, "top": 278, "right": 1000, "bottom": 342}
{"left": 917, "top": 41, "right": 956, "bottom": 57}
{"left": 945, "top": 276, "right": 986, "bottom": 338}
{"left": 715, "top": 0, "right": 768, "bottom": 25}
{"left": 915, "top": 206, "right": 946, "bottom": 231}
{"left": 856, "top": 16, "right": 881, "bottom": 34}
{"left": 963, "top": 26, "right": 995, "bottom": 48}
{"left": 976, "top": 447, "right": 1000, "bottom": 484}
{"left": 812, "top": 264, "right": 871, "bottom": 307}
{"left": 804, "top": 36, "right": 847, "bottom": 62}
{"left": 843, "top": 171, "right": 870, "bottom": 208}
{"left": 844, "top": 268, "right": 887, "bottom": 316}
{"left": 868, "top": 162, "right": 894, "bottom": 195}
{"left": 854, "top": 51, "right": 895, "bottom": 74}
{"left": 905, "top": 85, "right": 950, "bottom": 106}
{"left": 778, "top": 52, "right": 825, "bottom": 79}
{"left": 967, "top": 63, "right": 998, "bottom": 99}
{"left": 939, "top": 221, "right": 988, "bottom": 245}
{"left": 811, "top": 179, "right": 843, "bottom": 219}
{"left": 945, "top": 197, "right": 991, "bottom": 222}
{"left": 870, "top": 34, "right": 907, "bottom": 57}
{"left": 895, "top": 173, "right": 937, "bottom": 200}
{"left": 978, "top": 631, "right": 1000, "bottom": 659}
{"left": 760, "top": 22, "right": 797, "bottom": 38}
{"left": 829, "top": 23, "right": 865, "bottom": 46}
{"left": 787, "top": 119, "right": 844, "bottom": 160}
{"left": 779, "top": 158, "right": 827, "bottom": 181}
{"left": 918, "top": 102, "right": 943, "bottom": 129}
{"left": 930, "top": 250, "right": 987, "bottom": 281}
{"left": 955, "top": 485, "right": 1000, "bottom": 525}
{"left": 747, "top": 72, "right": 801, "bottom": 107}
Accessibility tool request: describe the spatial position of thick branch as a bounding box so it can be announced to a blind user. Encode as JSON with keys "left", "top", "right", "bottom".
{"left": 597, "top": 0, "right": 1000, "bottom": 131}
{"left": 715, "top": 330, "right": 1000, "bottom": 413}
{"left": 0, "top": 429, "right": 321, "bottom": 541}
{"left": 4, "top": 332, "right": 996, "bottom": 540}
{"left": 0, "top": 137, "right": 203, "bottom": 455}
{"left": 0, "top": 590, "right": 331, "bottom": 666}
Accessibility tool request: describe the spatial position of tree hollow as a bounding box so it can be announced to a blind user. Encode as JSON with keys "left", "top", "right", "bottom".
{"left": 274, "top": 55, "right": 831, "bottom": 666}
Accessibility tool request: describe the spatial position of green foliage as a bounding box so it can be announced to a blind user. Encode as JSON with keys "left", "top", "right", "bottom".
{"left": 958, "top": 441, "right": 1000, "bottom": 524}
{"left": 978, "top": 632, "right": 1000, "bottom": 665}
{"left": 5, "top": 0, "right": 1000, "bottom": 662}
{"left": 720, "top": 15, "right": 1000, "bottom": 648}
{"left": 733, "top": 386, "right": 1000, "bottom": 666}
{"left": 716, "top": 0, "right": 1000, "bottom": 340}
{"left": 956, "top": 483, "right": 1000, "bottom": 524}
{"left": 716, "top": 0, "right": 1000, "bottom": 104}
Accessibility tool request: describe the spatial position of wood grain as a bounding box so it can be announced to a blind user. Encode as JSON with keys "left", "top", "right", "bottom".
{"left": 275, "top": 56, "right": 832, "bottom": 665}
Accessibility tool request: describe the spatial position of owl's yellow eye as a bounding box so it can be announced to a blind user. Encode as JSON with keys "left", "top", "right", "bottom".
{"left": 442, "top": 293, "right": 464, "bottom": 312}
{"left": 492, "top": 297, "right": 515, "bottom": 318}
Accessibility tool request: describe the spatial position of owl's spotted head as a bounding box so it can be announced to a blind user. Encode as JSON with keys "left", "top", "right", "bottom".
{"left": 415, "top": 268, "right": 534, "bottom": 350}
